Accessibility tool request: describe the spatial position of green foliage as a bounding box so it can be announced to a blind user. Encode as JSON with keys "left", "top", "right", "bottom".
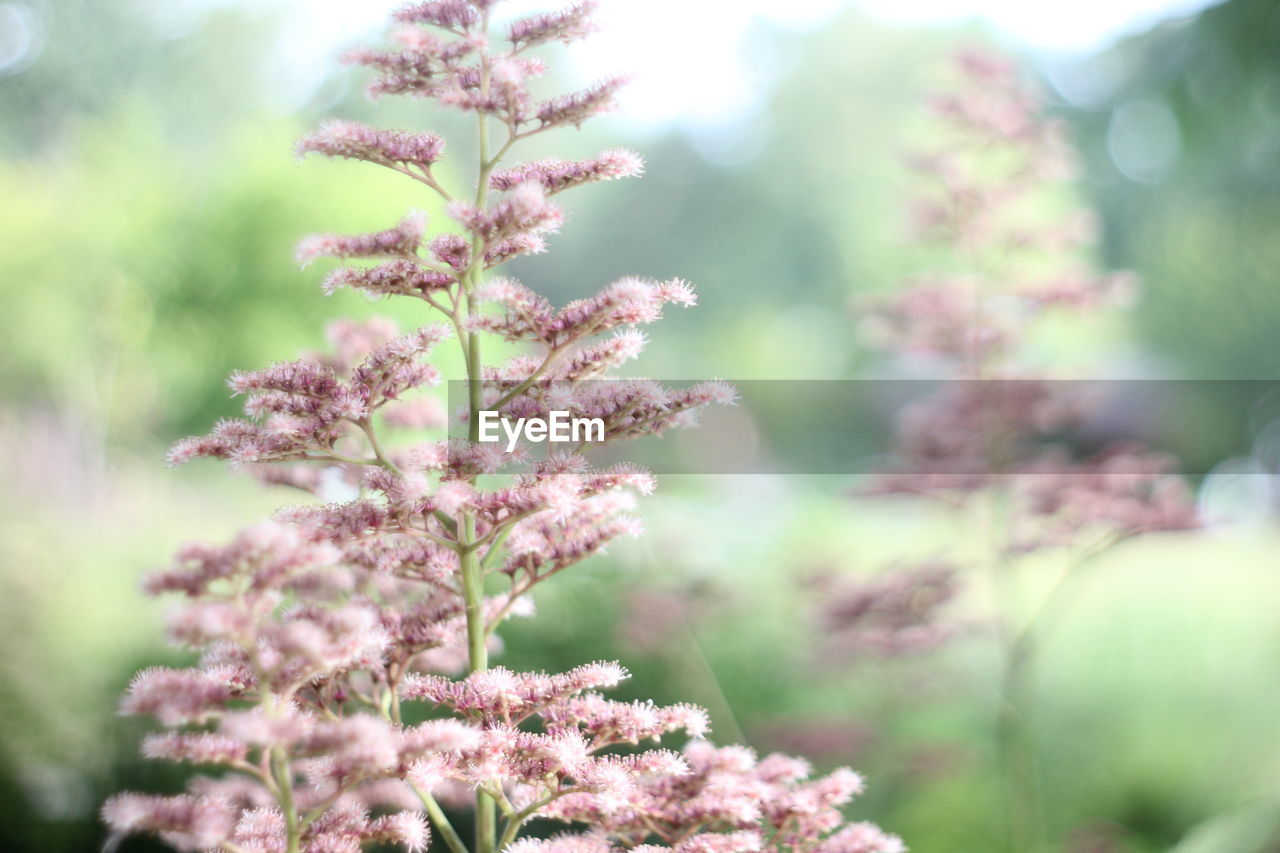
{"left": 1067, "top": 0, "right": 1280, "bottom": 378}
{"left": 0, "top": 2, "right": 276, "bottom": 155}
{"left": 0, "top": 107, "right": 454, "bottom": 442}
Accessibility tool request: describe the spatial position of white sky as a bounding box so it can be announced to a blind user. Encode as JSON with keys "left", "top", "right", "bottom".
{"left": 250, "top": 0, "right": 1218, "bottom": 128}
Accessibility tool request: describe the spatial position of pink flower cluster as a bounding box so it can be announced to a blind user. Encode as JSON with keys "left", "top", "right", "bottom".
{"left": 522, "top": 743, "right": 905, "bottom": 853}
{"left": 106, "top": 3, "right": 900, "bottom": 853}
{"left": 106, "top": 518, "right": 486, "bottom": 851}
{"left": 167, "top": 322, "right": 450, "bottom": 467}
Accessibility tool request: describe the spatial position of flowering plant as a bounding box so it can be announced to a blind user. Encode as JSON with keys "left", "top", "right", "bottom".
{"left": 854, "top": 50, "right": 1199, "bottom": 851}
{"left": 103, "top": 4, "right": 903, "bottom": 853}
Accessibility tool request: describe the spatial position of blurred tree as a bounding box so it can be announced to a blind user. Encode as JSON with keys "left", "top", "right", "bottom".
{"left": 0, "top": 111, "right": 453, "bottom": 444}
{"left": 1064, "top": 0, "right": 1280, "bottom": 379}
{"left": 0, "top": 0, "right": 277, "bottom": 155}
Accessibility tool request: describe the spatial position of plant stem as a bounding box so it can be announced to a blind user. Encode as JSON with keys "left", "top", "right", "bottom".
{"left": 489, "top": 343, "right": 569, "bottom": 411}
{"left": 496, "top": 816, "right": 526, "bottom": 852}
{"left": 460, "top": 494, "right": 495, "bottom": 853}
{"left": 460, "top": 517, "right": 489, "bottom": 673}
{"left": 460, "top": 509, "right": 497, "bottom": 853}
{"left": 995, "top": 539, "right": 1118, "bottom": 852}
{"left": 495, "top": 791, "right": 568, "bottom": 852}
{"left": 271, "top": 746, "right": 301, "bottom": 853}
{"left": 462, "top": 13, "right": 499, "bottom": 853}
{"left": 479, "top": 524, "right": 514, "bottom": 572}
{"left": 674, "top": 625, "right": 746, "bottom": 745}
{"left": 980, "top": 491, "right": 1044, "bottom": 853}
{"left": 413, "top": 784, "right": 471, "bottom": 853}
{"left": 995, "top": 627, "right": 1042, "bottom": 853}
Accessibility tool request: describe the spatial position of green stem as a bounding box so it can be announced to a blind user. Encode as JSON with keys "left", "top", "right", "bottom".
{"left": 979, "top": 491, "right": 1041, "bottom": 853}
{"left": 271, "top": 746, "right": 301, "bottom": 853}
{"left": 459, "top": 512, "right": 495, "bottom": 853}
{"left": 479, "top": 524, "right": 514, "bottom": 572}
{"left": 488, "top": 343, "right": 569, "bottom": 411}
{"left": 995, "top": 628, "right": 1042, "bottom": 853}
{"left": 358, "top": 417, "right": 400, "bottom": 473}
{"left": 495, "top": 791, "right": 567, "bottom": 852}
{"left": 413, "top": 784, "right": 471, "bottom": 853}
{"left": 496, "top": 814, "right": 526, "bottom": 852}
{"left": 671, "top": 625, "right": 745, "bottom": 745}
{"left": 463, "top": 38, "right": 497, "bottom": 853}
{"left": 994, "top": 535, "right": 1118, "bottom": 853}
{"left": 460, "top": 517, "right": 489, "bottom": 671}
{"left": 467, "top": 321, "right": 484, "bottom": 443}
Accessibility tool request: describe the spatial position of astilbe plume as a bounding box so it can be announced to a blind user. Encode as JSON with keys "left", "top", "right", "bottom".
{"left": 851, "top": 49, "right": 1201, "bottom": 850}
{"left": 105, "top": 4, "right": 902, "bottom": 853}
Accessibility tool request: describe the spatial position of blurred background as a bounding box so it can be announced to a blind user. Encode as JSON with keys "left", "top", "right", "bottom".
{"left": 3, "top": 0, "right": 1280, "bottom": 850}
